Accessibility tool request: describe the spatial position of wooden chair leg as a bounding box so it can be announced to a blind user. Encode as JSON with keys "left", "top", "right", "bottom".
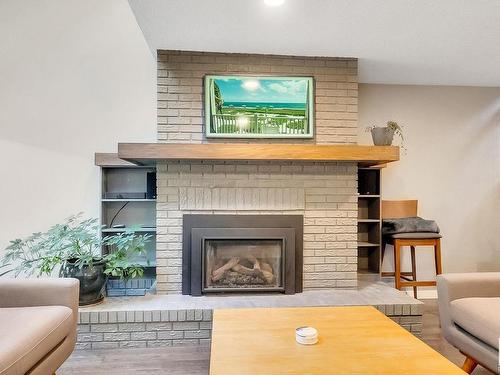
{"left": 410, "top": 245, "right": 417, "bottom": 299}
{"left": 394, "top": 240, "right": 402, "bottom": 290}
{"left": 434, "top": 239, "right": 442, "bottom": 275}
{"left": 462, "top": 356, "right": 478, "bottom": 374}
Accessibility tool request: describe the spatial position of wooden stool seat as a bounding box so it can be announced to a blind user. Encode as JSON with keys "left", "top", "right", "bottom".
{"left": 381, "top": 200, "right": 443, "bottom": 299}
{"left": 390, "top": 232, "right": 441, "bottom": 239}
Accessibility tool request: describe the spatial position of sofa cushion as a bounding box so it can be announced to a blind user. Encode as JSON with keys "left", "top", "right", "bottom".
{"left": 450, "top": 297, "right": 500, "bottom": 349}
{"left": 0, "top": 306, "right": 73, "bottom": 374}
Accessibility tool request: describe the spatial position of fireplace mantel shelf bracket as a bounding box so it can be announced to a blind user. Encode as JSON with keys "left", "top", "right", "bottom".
{"left": 112, "top": 143, "right": 399, "bottom": 167}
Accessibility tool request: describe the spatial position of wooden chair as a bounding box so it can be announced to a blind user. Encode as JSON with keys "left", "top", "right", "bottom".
{"left": 381, "top": 200, "right": 442, "bottom": 299}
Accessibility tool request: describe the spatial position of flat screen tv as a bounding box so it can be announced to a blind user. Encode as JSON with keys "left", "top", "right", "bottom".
{"left": 204, "top": 75, "right": 314, "bottom": 138}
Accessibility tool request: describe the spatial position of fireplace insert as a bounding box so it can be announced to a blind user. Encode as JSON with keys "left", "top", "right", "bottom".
{"left": 182, "top": 215, "right": 303, "bottom": 296}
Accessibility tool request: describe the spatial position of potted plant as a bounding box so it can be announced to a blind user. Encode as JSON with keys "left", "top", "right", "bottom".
{"left": 0, "top": 214, "right": 151, "bottom": 305}
{"left": 366, "top": 120, "right": 405, "bottom": 150}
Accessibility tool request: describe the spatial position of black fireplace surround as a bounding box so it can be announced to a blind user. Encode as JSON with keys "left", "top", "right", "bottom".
{"left": 182, "top": 215, "right": 303, "bottom": 296}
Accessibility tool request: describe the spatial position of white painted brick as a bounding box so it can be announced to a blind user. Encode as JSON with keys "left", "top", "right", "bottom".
{"left": 173, "top": 322, "right": 200, "bottom": 330}
{"left": 75, "top": 342, "right": 91, "bottom": 350}
{"left": 152, "top": 311, "right": 161, "bottom": 322}
{"left": 78, "top": 333, "right": 103, "bottom": 342}
{"left": 146, "top": 323, "right": 173, "bottom": 331}
{"left": 103, "top": 332, "right": 131, "bottom": 341}
{"left": 156, "top": 158, "right": 358, "bottom": 292}
{"left": 120, "top": 341, "right": 147, "bottom": 348}
{"left": 184, "top": 330, "right": 211, "bottom": 339}
{"left": 157, "top": 331, "right": 184, "bottom": 340}
{"left": 117, "top": 323, "right": 146, "bottom": 332}
{"left": 139, "top": 53, "right": 359, "bottom": 291}
{"left": 91, "top": 324, "right": 118, "bottom": 332}
{"left": 147, "top": 340, "right": 173, "bottom": 348}
{"left": 78, "top": 325, "right": 90, "bottom": 333}
{"left": 131, "top": 331, "right": 157, "bottom": 341}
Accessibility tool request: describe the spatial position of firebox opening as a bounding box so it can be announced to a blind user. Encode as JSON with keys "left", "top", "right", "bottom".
{"left": 203, "top": 238, "right": 285, "bottom": 292}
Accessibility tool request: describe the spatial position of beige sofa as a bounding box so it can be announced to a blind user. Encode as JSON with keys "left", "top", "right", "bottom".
{"left": 437, "top": 273, "right": 500, "bottom": 374}
{"left": 0, "top": 278, "right": 79, "bottom": 375}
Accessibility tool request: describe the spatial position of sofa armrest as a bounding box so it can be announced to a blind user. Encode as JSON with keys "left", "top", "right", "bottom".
{"left": 437, "top": 272, "right": 500, "bottom": 302}
{"left": 437, "top": 272, "right": 500, "bottom": 338}
{"left": 0, "top": 278, "right": 79, "bottom": 317}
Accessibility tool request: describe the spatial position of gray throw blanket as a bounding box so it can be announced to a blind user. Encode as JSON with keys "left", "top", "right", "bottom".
{"left": 382, "top": 216, "right": 440, "bottom": 235}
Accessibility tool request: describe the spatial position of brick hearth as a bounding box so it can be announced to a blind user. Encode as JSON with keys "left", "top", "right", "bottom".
{"left": 76, "top": 280, "right": 423, "bottom": 350}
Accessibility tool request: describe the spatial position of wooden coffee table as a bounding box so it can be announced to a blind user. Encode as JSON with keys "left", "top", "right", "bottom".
{"left": 210, "top": 306, "right": 464, "bottom": 374}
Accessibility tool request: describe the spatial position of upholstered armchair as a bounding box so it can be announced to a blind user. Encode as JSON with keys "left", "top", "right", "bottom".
{"left": 437, "top": 273, "right": 500, "bottom": 374}
{"left": 0, "top": 278, "right": 79, "bottom": 375}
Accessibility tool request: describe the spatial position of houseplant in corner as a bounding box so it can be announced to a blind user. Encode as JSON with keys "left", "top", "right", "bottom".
{"left": 0, "top": 214, "right": 151, "bottom": 305}
{"left": 366, "top": 120, "right": 405, "bottom": 150}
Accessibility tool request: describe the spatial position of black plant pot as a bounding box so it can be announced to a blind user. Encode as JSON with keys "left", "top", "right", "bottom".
{"left": 60, "top": 259, "right": 107, "bottom": 306}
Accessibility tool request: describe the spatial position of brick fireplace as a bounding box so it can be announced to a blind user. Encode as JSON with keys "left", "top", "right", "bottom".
{"left": 155, "top": 51, "right": 359, "bottom": 294}
{"left": 81, "top": 52, "right": 412, "bottom": 351}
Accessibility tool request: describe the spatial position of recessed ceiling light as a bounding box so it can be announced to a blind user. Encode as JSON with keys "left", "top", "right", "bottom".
{"left": 264, "top": 0, "right": 285, "bottom": 7}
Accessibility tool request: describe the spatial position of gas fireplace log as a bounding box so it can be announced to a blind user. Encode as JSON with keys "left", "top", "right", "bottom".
{"left": 231, "top": 264, "right": 259, "bottom": 276}
{"left": 231, "top": 262, "right": 275, "bottom": 284}
{"left": 246, "top": 255, "right": 261, "bottom": 271}
{"left": 260, "top": 262, "right": 273, "bottom": 274}
{"left": 211, "top": 256, "right": 276, "bottom": 285}
{"left": 259, "top": 269, "right": 275, "bottom": 284}
{"left": 259, "top": 261, "right": 276, "bottom": 284}
{"left": 212, "top": 257, "right": 240, "bottom": 281}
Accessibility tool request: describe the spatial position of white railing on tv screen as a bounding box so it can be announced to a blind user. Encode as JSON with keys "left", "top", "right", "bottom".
{"left": 211, "top": 114, "right": 307, "bottom": 135}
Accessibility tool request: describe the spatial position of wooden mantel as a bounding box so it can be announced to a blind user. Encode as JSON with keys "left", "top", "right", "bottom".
{"left": 116, "top": 143, "right": 399, "bottom": 167}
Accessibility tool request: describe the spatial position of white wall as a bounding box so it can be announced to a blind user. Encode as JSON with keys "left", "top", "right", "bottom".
{"left": 0, "top": 0, "right": 156, "bottom": 253}
{"left": 358, "top": 84, "right": 500, "bottom": 281}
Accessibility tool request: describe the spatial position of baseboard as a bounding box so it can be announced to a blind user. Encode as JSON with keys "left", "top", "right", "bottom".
{"left": 405, "top": 288, "right": 438, "bottom": 299}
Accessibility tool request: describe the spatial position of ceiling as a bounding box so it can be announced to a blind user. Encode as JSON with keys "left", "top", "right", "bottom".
{"left": 128, "top": 0, "right": 500, "bottom": 87}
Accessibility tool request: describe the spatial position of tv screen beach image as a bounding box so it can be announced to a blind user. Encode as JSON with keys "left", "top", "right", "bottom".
{"left": 205, "top": 76, "right": 314, "bottom": 138}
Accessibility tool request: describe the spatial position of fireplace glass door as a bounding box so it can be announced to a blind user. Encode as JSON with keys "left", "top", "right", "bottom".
{"left": 203, "top": 239, "right": 284, "bottom": 292}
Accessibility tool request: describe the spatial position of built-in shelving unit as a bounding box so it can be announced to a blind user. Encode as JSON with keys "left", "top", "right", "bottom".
{"left": 357, "top": 167, "right": 382, "bottom": 274}
{"left": 95, "top": 153, "right": 157, "bottom": 296}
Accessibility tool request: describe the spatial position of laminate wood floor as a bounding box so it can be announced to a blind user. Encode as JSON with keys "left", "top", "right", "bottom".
{"left": 59, "top": 300, "right": 492, "bottom": 374}
{"left": 58, "top": 345, "right": 210, "bottom": 375}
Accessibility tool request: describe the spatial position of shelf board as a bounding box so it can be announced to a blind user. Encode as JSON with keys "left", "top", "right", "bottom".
{"left": 357, "top": 219, "right": 380, "bottom": 223}
{"left": 358, "top": 195, "right": 381, "bottom": 198}
{"left": 102, "top": 228, "right": 157, "bottom": 233}
{"left": 101, "top": 199, "right": 156, "bottom": 202}
{"left": 117, "top": 143, "right": 399, "bottom": 167}
{"left": 358, "top": 241, "right": 380, "bottom": 247}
